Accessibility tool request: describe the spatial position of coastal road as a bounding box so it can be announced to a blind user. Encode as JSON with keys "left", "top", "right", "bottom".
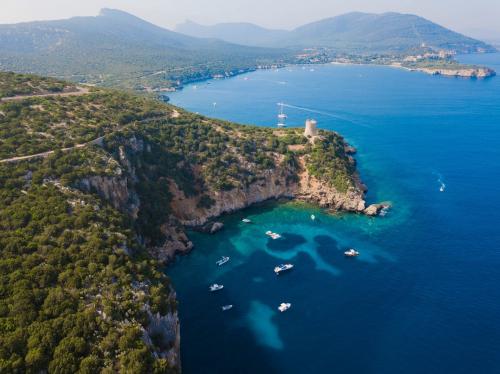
{"left": 0, "top": 137, "right": 105, "bottom": 164}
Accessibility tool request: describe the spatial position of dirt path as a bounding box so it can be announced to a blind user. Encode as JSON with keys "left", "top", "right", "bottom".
{"left": 0, "top": 87, "right": 90, "bottom": 102}
{"left": 0, "top": 137, "right": 104, "bottom": 164}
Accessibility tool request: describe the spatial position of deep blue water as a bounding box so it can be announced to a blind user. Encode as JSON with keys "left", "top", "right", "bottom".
{"left": 167, "top": 54, "right": 500, "bottom": 374}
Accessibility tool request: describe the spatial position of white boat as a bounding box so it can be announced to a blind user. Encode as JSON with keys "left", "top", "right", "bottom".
{"left": 222, "top": 305, "right": 233, "bottom": 311}
{"left": 277, "top": 102, "right": 287, "bottom": 127}
{"left": 278, "top": 302, "right": 291, "bottom": 312}
{"left": 242, "top": 218, "right": 252, "bottom": 223}
{"left": 216, "top": 256, "right": 230, "bottom": 266}
{"left": 266, "top": 231, "right": 282, "bottom": 240}
{"left": 209, "top": 284, "right": 224, "bottom": 292}
{"left": 311, "top": 214, "right": 316, "bottom": 220}
{"left": 344, "top": 249, "right": 360, "bottom": 257}
{"left": 274, "top": 264, "right": 294, "bottom": 274}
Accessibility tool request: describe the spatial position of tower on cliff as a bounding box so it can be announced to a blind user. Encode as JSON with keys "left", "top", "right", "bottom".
{"left": 304, "top": 119, "right": 318, "bottom": 138}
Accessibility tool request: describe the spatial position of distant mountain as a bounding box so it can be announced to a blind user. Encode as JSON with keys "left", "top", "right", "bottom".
{"left": 0, "top": 9, "right": 285, "bottom": 89}
{"left": 176, "top": 12, "right": 495, "bottom": 54}
{"left": 175, "top": 20, "right": 288, "bottom": 47}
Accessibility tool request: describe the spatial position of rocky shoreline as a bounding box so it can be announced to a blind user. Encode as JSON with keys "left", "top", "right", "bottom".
{"left": 77, "top": 133, "right": 387, "bottom": 370}
{"left": 417, "top": 66, "right": 496, "bottom": 78}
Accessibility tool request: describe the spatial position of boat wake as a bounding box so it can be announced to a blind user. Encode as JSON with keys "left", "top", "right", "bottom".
{"left": 433, "top": 171, "right": 446, "bottom": 192}
{"left": 281, "top": 103, "right": 369, "bottom": 127}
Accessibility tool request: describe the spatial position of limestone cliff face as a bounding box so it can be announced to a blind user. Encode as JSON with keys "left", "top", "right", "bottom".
{"left": 419, "top": 67, "right": 496, "bottom": 78}
{"left": 77, "top": 175, "right": 139, "bottom": 218}
{"left": 169, "top": 168, "right": 297, "bottom": 226}
{"left": 168, "top": 157, "right": 367, "bottom": 227}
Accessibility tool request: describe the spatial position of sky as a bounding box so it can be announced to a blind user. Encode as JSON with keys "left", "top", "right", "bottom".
{"left": 2, "top": 0, "right": 500, "bottom": 39}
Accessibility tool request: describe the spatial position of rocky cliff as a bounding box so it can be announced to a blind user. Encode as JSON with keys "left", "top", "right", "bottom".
{"left": 77, "top": 125, "right": 383, "bottom": 372}
{"left": 419, "top": 66, "right": 496, "bottom": 78}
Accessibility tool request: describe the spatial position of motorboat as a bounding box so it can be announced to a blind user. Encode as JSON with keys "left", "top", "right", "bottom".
{"left": 311, "top": 214, "right": 316, "bottom": 220}
{"left": 222, "top": 305, "right": 233, "bottom": 311}
{"left": 278, "top": 303, "right": 291, "bottom": 312}
{"left": 344, "top": 249, "right": 360, "bottom": 257}
{"left": 242, "top": 218, "right": 252, "bottom": 223}
{"left": 266, "top": 231, "right": 282, "bottom": 240}
{"left": 209, "top": 284, "right": 224, "bottom": 292}
{"left": 216, "top": 256, "right": 230, "bottom": 266}
{"left": 274, "top": 264, "right": 294, "bottom": 274}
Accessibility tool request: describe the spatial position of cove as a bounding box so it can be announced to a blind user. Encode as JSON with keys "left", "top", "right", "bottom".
{"left": 167, "top": 55, "right": 500, "bottom": 373}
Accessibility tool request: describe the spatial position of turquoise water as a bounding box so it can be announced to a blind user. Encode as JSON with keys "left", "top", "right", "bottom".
{"left": 167, "top": 54, "right": 500, "bottom": 373}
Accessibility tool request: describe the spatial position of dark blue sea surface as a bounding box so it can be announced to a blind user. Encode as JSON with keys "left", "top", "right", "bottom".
{"left": 167, "top": 54, "right": 500, "bottom": 373}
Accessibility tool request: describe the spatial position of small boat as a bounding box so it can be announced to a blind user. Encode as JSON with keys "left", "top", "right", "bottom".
{"left": 242, "top": 218, "right": 252, "bottom": 223}
{"left": 277, "top": 102, "right": 287, "bottom": 127}
{"left": 266, "top": 231, "right": 282, "bottom": 240}
{"left": 274, "top": 264, "right": 294, "bottom": 274}
{"left": 209, "top": 284, "right": 224, "bottom": 292}
{"left": 278, "top": 302, "right": 291, "bottom": 312}
{"left": 344, "top": 249, "right": 360, "bottom": 257}
{"left": 311, "top": 214, "right": 316, "bottom": 221}
{"left": 222, "top": 305, "right": 233, "bottom": 311}
{"left": 216, "top": 256, "right": 230, "bottom": 266}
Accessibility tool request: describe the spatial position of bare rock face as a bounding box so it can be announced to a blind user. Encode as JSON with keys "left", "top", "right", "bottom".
{"left": 77, "top": 175, "right": 140, "bottom": 218}
{"left": 150, "top": 222, "right": 194, "bottom": 263}
{"left": 142, "top": 300, "right": 181, "bottom": 371}
{"left": 169, "top": 168, "right": 296, "bottom": 226}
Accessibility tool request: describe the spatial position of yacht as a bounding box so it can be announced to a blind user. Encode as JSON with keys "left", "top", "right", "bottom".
{"left": 222, "top": 305, "right": 233, "bottom": 311}
{"left": 274, "top": 264, "right": 294, "bottom": 274}
{"left": 278, "top": 302, "right": 291, "bottom": 312}
{"left": 216, "top": 256, "right": 230, "bottom": 266}
{"left": 344, "top": 249, "right": 360, "bottom": 257}
{"left": 209, "top": 284, "right": 224, "bottom": 292}
{"left": 266, "top": 231, "right": 282, "bottom": 240}
{"left": 277, "top": 102, "right": 287, "bottom": 127}
{"left": 242, "top": 218, "right": 252, "bottom": 223}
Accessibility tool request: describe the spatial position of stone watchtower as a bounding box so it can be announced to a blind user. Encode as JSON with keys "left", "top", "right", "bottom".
{"left": 304, "top": 119, "right": 318, "bottom": 138}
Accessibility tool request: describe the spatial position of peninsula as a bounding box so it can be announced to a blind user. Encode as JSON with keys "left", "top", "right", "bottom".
{"left": 0, "top": 72, "right": 381, "bottom": 373}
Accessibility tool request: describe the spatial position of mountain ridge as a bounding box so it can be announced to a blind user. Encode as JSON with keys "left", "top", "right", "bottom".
{"left": 175, "top": 11, "right": 496, "bottom": 53}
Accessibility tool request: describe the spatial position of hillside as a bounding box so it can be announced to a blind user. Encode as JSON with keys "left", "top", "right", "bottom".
{"left": 176, "top": 12, "right": 495, "bottom": 54}
{"left": 0, "top": 72, "right": 377, "bottom": 372}
{"left": 0, "top": 9, "right": 286, "bottom": 91}
{"left": 175, "top": 20, "right": 288, "bottom": 47}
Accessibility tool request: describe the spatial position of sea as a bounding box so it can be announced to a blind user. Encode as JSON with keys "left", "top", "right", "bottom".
{"left": 167, "top": 53, "right": 500, "bottom": 374}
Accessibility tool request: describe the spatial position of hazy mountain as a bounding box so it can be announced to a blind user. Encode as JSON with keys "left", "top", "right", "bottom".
{"left": 176, "top": 12, "right": 495, "bottom": 54}
{"left": 175, "top": 20, "right": 288, "bottom": 47}
{"left": 0, "top": 9, "right": 285, "bottom": 88}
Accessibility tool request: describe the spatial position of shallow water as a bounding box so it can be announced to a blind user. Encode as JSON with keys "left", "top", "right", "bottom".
{"left": 167, "top": 54, "right": 500, "bottom": 373}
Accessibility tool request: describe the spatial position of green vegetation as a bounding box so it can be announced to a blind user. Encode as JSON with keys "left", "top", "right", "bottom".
{"left": 0, "top": 160, "right": 176, "bottom": 373}
{"left": 0, "top": 72, "right": 74, "bottom": 98}
{"left": 305, "top": 132, "right": 356, "bottom": 193}
{"left": 0, "top": 72, "right": 360, "bottom": 372}
{"left": 0, "top": 82, "right": 171, "bottom": 159}
{"left": 173, "top": 12, "right": 496, "bottom": 54}
{"left": 0, "top": 9, "right": 285, "bottom": 91}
